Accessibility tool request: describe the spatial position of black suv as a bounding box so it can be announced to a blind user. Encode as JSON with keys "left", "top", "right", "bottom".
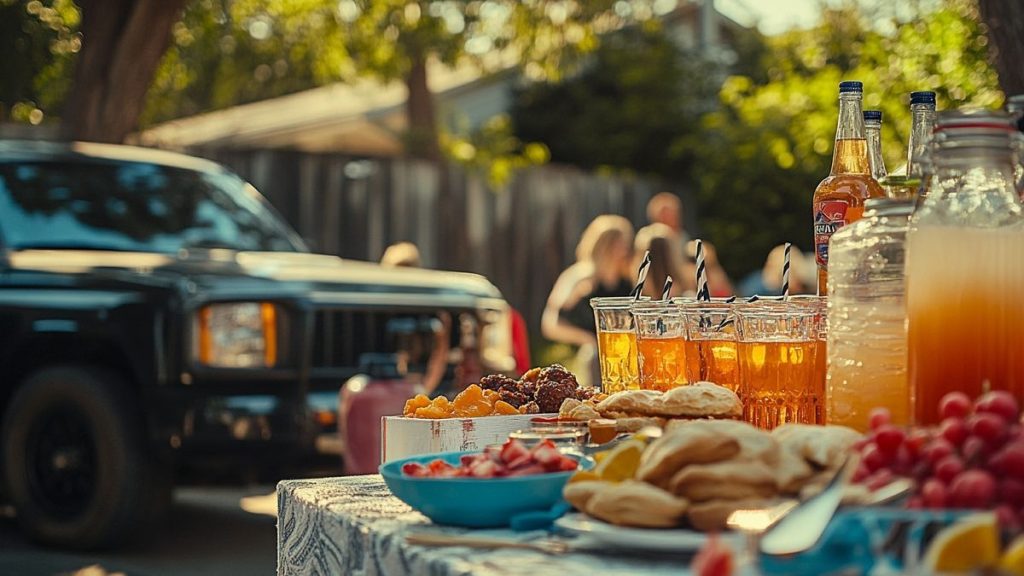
{"left": 0, "top": 140, "right": 515, "bottom": 548}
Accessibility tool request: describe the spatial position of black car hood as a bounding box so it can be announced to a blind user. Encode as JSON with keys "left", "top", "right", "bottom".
{"left": 6, "top": 249, "right": 504, "bottom": 307}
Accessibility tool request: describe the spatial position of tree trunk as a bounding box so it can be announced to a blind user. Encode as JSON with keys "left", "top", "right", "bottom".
{"left": 978, "top": 0, "right": 1024, "bottom": 97}
{"left": 403, "top": 52, "right": 441, "bottom": 161}
{"left": 64, "top": 0, "right": 186, "bottom": 143}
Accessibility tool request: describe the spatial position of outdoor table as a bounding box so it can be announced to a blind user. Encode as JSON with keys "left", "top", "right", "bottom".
{"left": 277, "top": 475, "right": 733, "bottom": 576}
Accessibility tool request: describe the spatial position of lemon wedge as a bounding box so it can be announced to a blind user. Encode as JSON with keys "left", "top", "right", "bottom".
{"left": 594, "top": 439, "right": 645, "bottom": 482}
{"left": 922, "top": 512, "right": 1000, "bottom": 573}
{"left": 567, "top": 470, "right": 601, "bottom": 484}
{"left": 1000, "top": 535, "right": 1024, "bottom": 576}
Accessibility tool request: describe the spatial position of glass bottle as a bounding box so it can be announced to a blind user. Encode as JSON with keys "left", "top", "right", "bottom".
{"left": 906, "top": 91, "right": 937, "bottom": 180}
{"left": 1006, "top": 94, "right": 1024, "bottom": 198}
{"left": 906, "top": 109, "right": 1024, "bottom": 425}
{"left": 813, "top": 81, "right": 886, "bottom": 296}
{"left": 864, "top": 110, "right": 887, "bottom": 182}
{"left": 826, "top": 199, "right": 914, "bottom": 432}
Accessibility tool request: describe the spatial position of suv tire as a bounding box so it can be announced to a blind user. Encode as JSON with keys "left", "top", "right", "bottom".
{"left": 1, "top": 366, "right": 170, "bottom": 549}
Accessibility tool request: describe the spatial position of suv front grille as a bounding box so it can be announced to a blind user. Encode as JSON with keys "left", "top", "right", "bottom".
{"left": 311, "top": 309, "right": 389, "bottom": 369}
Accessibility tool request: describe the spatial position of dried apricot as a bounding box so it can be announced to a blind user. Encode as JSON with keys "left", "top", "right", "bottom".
{"left": 403, "top": 394, "right": 431, "bottom": 416}
{"left": 415, "top": 406, "right": 449, "bottom": 419}
{"left": 454, "top": 384, "right": 484, "bottom": 407}
{"left": 493, "top": 400, "right": 519, "bottom": 415}
{"left": 431, "top": 395, "right": 450, "bottom": 409}
{"left": 482, "top": 389, "right": 500, "bottom": 404}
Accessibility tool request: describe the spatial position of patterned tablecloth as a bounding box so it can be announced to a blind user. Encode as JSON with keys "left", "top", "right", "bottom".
{"left": 277, "top": 475, "right": 730, "bottom": 576}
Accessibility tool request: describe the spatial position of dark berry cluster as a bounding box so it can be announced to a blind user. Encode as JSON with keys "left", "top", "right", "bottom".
{"left": 475, "top": 364, "right": 592, "bottom": 412}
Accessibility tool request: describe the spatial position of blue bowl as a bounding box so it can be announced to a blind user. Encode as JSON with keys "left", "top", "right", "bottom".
{"left": 380, "top": 450, "right": 588, "bottom": 528}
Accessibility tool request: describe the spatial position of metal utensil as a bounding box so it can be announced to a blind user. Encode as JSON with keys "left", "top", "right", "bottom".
{"left": 405, "top": 532, "right": 571, "bottom": 554}
{"left": 759, "top": 454, "right": 861, "bottom": 556}
{"left": 864, "top": 478, "right": 914, "bottom": 507}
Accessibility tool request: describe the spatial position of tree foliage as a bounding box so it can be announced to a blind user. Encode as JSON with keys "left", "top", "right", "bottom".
{"left": 695, "top": 0, "right": 1001, "bottom": 278}
{"left": 0, "top": 0, "right": 80, "bottom": 124}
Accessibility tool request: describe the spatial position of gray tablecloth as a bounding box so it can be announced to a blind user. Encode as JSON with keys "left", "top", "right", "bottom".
{"left": 276, "top": 475, "right": 732, "bottom": 576}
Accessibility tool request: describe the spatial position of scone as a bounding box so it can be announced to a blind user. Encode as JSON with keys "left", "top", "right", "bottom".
{"left": 772, "top": 424, "right": 861, "bottom": 469}
{"left": 636, "top": 421, "right": 742, "bottom": 486}
{"left": 559, "top": 398, "right": 583, "bottom": 419}
{"left": 775, "top": 442, "right": 816, "bottom": 494}
{"left": 687, "top": 498, "right": 774, "bottom": 532}
{"left": 614, "top": 416, "right": 666, "bottom": 433}
{"left": 563, "top": 480, "right": 613, "bottom": 511}
{"left": 650, "top": 382, "right": 742, "bottom": 419}
{"left": 568, "top": 403, "right": 601, "bottom": 421}
{"left": 668, "top": 459, "right": 778, "bottom": 501}
{"left": 584, "top": 480, "right": 689, "bottom": 528}
{"left": 595, "top": 390, "right": 662, "bottom": 417}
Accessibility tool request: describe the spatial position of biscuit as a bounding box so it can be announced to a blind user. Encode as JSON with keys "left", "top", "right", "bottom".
{"left": 772, "top": 424, "right": 861, "bottom": 469}
{"left": 584, "top": 480, "right": 689, "bottom": 528}
{"left": 637, "top": 421, "right": 742, "bottom": 486}
{"left": 568, "top": 403, "right": 601, "bottom": 422}
{"left": 595, "top": 390, "right": 662, "bottom": 417}
{"left": 650, "top": 382, "right": 742, "bottom": 418}
{"left": 614, "top": 416, "right": 666, "bottom": 433}
{"left": 668, "top": 459, "right": 778, "bottom": 502}
{"left": 686, "top": 498, "right": 774, "bottom": 532}
{"left": 775, "top": 442, "right": 815, "bottom": 494}
{"left": 662, "top": 419, "right": 779, "bottom": 465}
{"left": 559, "top": 398, "right": 582, "bottom": 419}
{"left": 563, "top": 480, "right": 613, "bottom": 511}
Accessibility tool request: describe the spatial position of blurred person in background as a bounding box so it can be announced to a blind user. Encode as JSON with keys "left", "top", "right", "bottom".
{"left": 646, "top": 192, "right": 734, "bottom": 297}
{"left": 634, "top": 223, "right": 695, "bottom": 299}
{"left": 381, "top": 241, "right": 422, "bottom": 267}
{"left": 542, "top": 215, "right": 635, "bottom": 386}
{"left": 737, "top": 243, "right": 814, "bottom": 297}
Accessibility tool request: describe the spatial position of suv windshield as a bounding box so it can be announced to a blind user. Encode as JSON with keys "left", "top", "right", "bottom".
{"left": 0, "top": 159, "right": 305, "bottom": 253}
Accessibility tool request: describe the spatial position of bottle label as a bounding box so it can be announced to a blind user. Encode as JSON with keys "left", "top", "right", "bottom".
{"left": 813, "top": 199, "right": 850, "bottom": 266}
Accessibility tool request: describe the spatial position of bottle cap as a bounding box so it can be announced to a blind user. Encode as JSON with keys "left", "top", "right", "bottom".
{"left": 910, "top": 91, "right": 937, "bottom": 105}
{"left": 863, "top": 110, "right": 883, "bottom": 121}
{"left": 838, "top": 81, "right": 863, "bottom": 93}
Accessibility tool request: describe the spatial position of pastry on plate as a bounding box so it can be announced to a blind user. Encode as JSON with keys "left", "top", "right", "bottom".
{"left": 636, "top": 421, "right": 742, "bottom": 486}
{"left": 650, "top": 381, "right": 742, "bottom": 419}
{"left": 584, "top": 480, "right": 689, "bottom": 528}
{"left": 668, "top": 459, "right": 778, "bottom": 502}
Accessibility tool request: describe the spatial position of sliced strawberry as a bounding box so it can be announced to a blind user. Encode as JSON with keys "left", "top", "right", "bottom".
{"left": 402, "top": 462, "right": 427, "bottom": 477}
{"left": 428, "top": 459, "right": 455, "bottom": 474}
{"left": 506, "top": 453, "right": 536, "bottom": 470}
{"left": 506, "top": 463, "right": 547, "bottom": 477}
{"left": 532, "top": 444, "right": 562, "bottom": 466}
{"left": 556, "top": 457, "right": 579, "bottom": 472}
{"left": 470, "top": 459, "right": 499, "bottom": 478}
{"left": 500, "top": 439, "right": 531, "bottom": 465}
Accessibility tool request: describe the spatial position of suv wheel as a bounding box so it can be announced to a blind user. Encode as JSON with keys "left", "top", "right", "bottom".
{"left": 1, "top": 366, "right": 170, "bottom": 549}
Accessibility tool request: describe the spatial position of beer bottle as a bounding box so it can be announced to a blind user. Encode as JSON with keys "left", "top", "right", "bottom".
{"left": 813, "top": 81, "right": 885, "bottom": 295}
{"left": 864, "top": 110, "right": 887, "bottom": 181}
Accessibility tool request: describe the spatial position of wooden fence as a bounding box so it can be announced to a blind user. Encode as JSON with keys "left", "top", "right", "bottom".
{"left": 195, "top": 148, "right": 687, "bottom": 336}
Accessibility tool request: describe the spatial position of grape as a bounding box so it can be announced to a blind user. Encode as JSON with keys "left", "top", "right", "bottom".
{"left": 934, "top": 454, "right": 965, "bottom": 484}
{"left": 996, "top": 505, "right": 1020, "bottom": 530}
{"left": 990, "top": 442, "right": 1024, "bottom": 479}
{"left": 1000, "top": 478, "right": 1024, "bottom": 508}
{"left": 862, "top": 443, "right": 888, "bottom": 472}
{"left": 922, "top": 478, "right": 948, "bottom": 508}
{"left": 869, "top": 407, "right": 892, "bottom": 430}
{"left": 875, "top": 425, "right": 905, "bottom": 455}
{"left": 906, "top": 429, "right": 932, "bottom": 458}
{"left": 969, "top": 412, "right": 1009, "bottom": 447}
{"left": 865, "top": 468, "right": 895, "bottom": 491}
{"left": 939, "top": 391, "right": 973, "bottom": 420}
{"left": 948, "top": 470, "right": 997, "bottom": 509}
{"left": 939, "top": 418, "right": 969, "bottom": 447}
{"left": 907, "top": 496, "right": 924, "bottom": 509}
{"left": 924, "top": 438, "right": 955, "bottom": 465}
{"left": 975, "top": 391, "right": 1020, "bottom": 422}
{"left": 963, "top": 436, "right": 993, "bottom": 465}
{"left": 852, "top": 463, "right": 872, "bottom": 483}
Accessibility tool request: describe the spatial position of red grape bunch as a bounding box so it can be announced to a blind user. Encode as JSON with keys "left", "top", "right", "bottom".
{"left": 853, "top": 390, "right": 1024, "bottom": 530}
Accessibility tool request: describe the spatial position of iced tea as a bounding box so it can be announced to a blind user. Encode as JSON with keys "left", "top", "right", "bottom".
{"left": 681, "top": 302, "right": 739, "bottom": 393}
{"left": 597, "top": 330, "right": 639, "bottom": 393}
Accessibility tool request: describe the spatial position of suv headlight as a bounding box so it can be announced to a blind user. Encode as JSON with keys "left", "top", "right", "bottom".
{"left": 195, "top": 302, "right": 277, "bottom": 368}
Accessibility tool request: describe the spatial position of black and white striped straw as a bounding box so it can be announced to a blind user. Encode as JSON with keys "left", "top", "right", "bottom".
{"left": 695, "top": 239, "right": 709, "bottom": 302}
{"left": 632, "top": 250, "right": 652, "bottom": 300}
{"left": 661, "top": 275, "right": 673, "bottom": 301}
{"left": 782, "top": 242, "right": 792, "bottom": 300}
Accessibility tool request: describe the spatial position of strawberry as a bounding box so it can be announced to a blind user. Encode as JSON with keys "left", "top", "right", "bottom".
{"left": 402, "top": 462, "right": 426, "bottom": 477}
{"left": 500, "top": 439, "right": 531, "bottom": 465}
{"left": 556, "top": 456, "right": 579, "bottom": 472}
{"left": 506, "top": 464, "right": 547, "bottom": 476}
{"left": 470, "top": 459, "right": 499, "bottom": 478}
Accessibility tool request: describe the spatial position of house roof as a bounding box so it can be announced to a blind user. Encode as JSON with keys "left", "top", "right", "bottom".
{"left": 131, "top": 59, "right": 495, "bottom": 155}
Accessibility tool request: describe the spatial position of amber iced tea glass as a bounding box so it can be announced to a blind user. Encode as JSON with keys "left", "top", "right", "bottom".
{"left": 681, "top": 302, "right": 739, "bottom": 393}
{"left": 735, "top": 305, "right": 820, "bottom": 430}
{"left": 591, "top": 297, "right": 643, "bottom": 393}
{"left": 632, "top": 302, "right": 687, "bottom": 391}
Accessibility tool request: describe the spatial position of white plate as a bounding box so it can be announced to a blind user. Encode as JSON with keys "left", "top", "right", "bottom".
{"left": 554, "top": 513, "right": 710, "bottom": 552}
